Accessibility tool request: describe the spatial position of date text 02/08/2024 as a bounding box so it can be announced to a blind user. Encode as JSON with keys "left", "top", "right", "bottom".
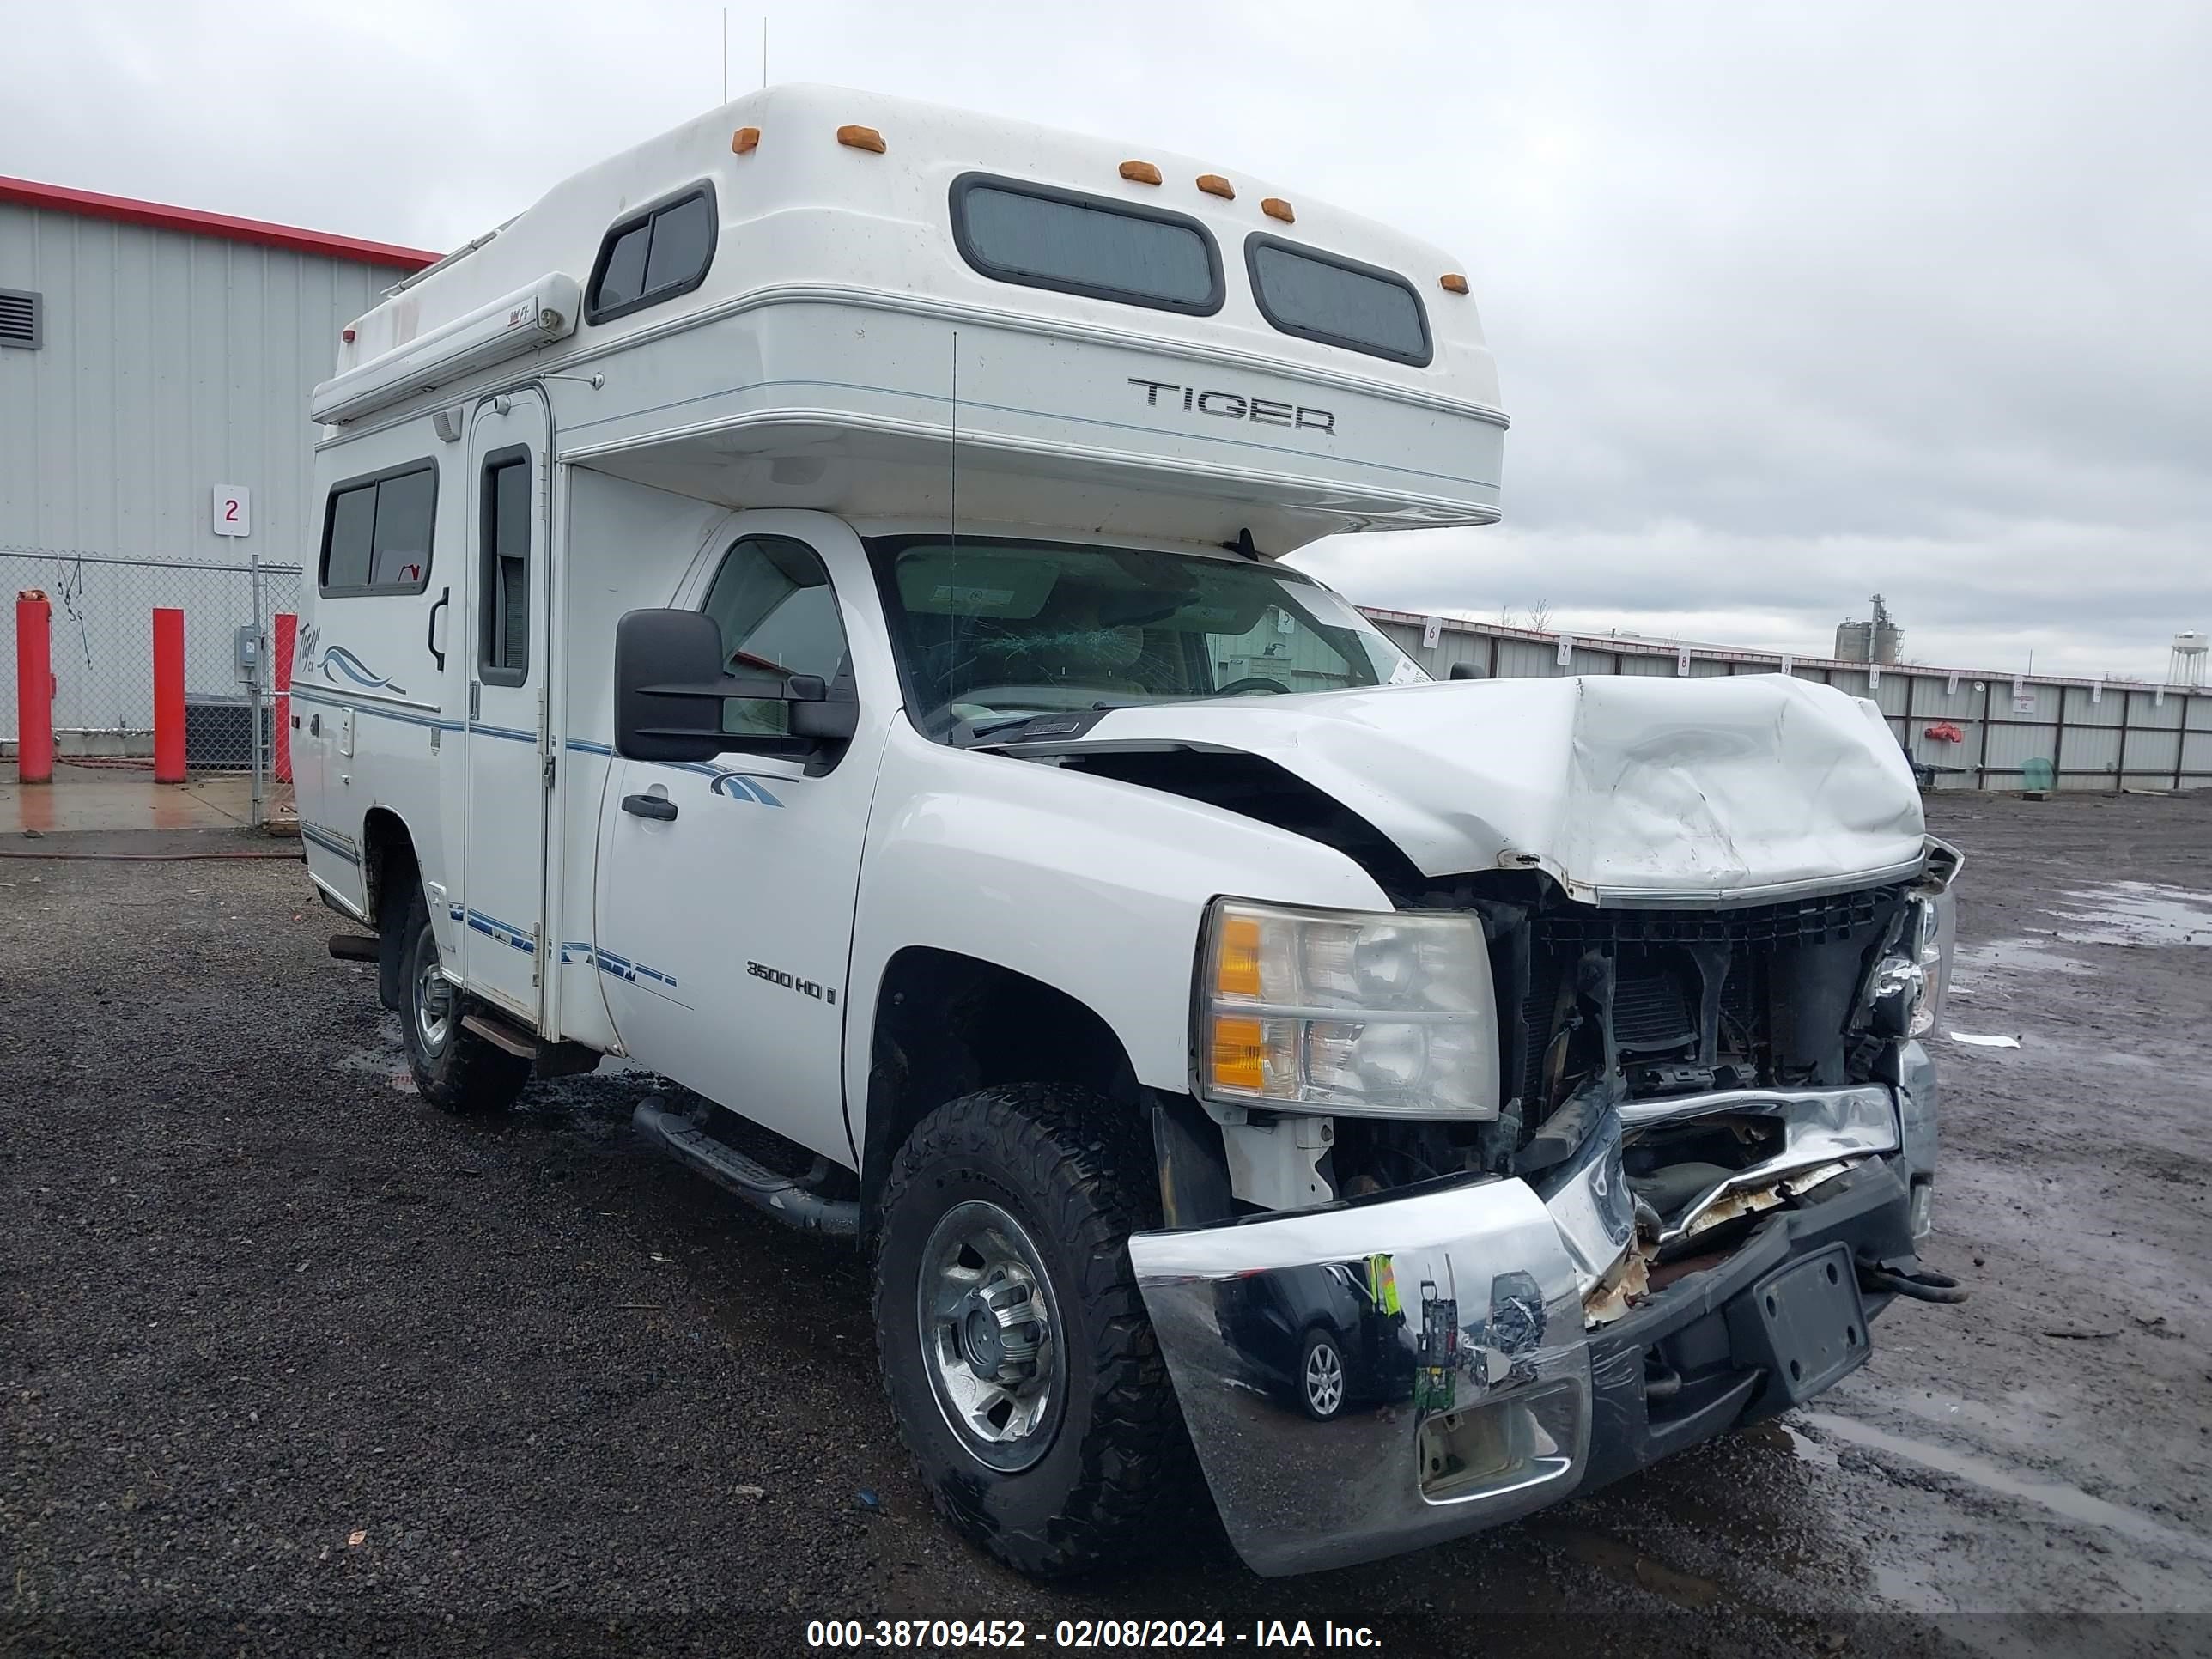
{"left": 804, "top": 1620, "right": 1383, "bottom": 1650}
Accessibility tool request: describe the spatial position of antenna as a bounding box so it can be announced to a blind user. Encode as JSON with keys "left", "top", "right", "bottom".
{"left": 949, "top": 330, "right": 959, "bottom": 552}
{"left": 721, "top": 9, "right": 728, "bottom": 104}
{"left": 762, "top": 16, "right": 769, "bottom": 89}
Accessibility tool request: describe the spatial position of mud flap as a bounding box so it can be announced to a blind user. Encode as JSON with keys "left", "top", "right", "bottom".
{"left": 1727, "top": 1242, "right": 1870, "bottom": 1408}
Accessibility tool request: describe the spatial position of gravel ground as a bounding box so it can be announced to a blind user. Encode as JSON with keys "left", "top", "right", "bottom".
{"left": 3, "top": 793, "right": 2209, "bottom": 1658}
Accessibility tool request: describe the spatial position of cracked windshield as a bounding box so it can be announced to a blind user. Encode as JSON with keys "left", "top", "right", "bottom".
{"left": 869, "top": 538, "right": 1424, "bottom": 739}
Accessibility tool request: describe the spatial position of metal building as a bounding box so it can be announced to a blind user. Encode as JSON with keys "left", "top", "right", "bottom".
{"left": 0, "top": 175, "right": 437, "bottom": 559}
{"left": 1, "top": 176, "right": 438, "bottom": 745}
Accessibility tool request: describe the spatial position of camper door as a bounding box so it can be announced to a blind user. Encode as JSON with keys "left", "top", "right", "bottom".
{"left": 458, "top": 390, "right": 552, "bottom": 1022}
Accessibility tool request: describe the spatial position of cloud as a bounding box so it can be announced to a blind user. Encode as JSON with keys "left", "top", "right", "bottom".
{"left": 6, "top": 1, "right": 2203, "bottom": 678}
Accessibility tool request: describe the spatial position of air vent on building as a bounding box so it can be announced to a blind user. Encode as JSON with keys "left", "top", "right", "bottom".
{"left": 0, "top": 289, "right": 41, "bottom": 349}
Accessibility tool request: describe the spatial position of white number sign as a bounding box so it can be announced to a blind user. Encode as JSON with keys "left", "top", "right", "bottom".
{"left": 212, "top": 485, "right": 252, "bottom": 538}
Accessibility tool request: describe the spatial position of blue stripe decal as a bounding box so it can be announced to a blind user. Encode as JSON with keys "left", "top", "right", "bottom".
{"left": 561, "top": 939, "right": 678, "bottom": 993}
{"left": 288, "top": 695, "right": 780, "bottom": 805}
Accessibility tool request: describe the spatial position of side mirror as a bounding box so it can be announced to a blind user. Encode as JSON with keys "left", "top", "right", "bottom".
{"left": 1448, "top": 662, "right": 1481, "bottom": 680}
{"left": 613, "top": 609, "right": 857, "bottom": 763}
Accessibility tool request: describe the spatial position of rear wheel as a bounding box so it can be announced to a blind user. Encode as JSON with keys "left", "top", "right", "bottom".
{"left": 396, "top": 887, "right": 530, "bottom": 1115}
{"left": 872, "top": 1084, "right": 1196, "bottom": 1578}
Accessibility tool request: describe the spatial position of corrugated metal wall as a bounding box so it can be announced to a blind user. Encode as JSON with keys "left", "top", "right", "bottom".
{"left": 1363, "top": 609, "right": 2211, "bottom": 793}
{"left": 0, "top": 200, "right": 386, "bottom": 562}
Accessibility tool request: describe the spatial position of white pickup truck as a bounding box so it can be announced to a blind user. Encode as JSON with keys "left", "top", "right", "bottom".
{"left": 293, "top": 85, "right": 1960, "bottom": 1579}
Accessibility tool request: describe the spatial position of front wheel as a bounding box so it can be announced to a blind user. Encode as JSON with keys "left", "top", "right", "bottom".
{"left": 396, "top": 887, "right": 530, "bottom": 1115}
{"left": 1298, "top": 1328, "right": 1347, "bottom": 1421}
{"left": 872, "top": 1085, "right": 1197, "bottom": 1578}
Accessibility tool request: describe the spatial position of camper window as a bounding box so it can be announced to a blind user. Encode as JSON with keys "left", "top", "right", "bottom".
{"left": 317, "top": 460, "right": 438, "bottom": 598}
{"left": 950, "top": 173, "right": 1224, "bottom": 316}
{"left": 586, "top": 185, "right": 719, "bottom": 324}
{"left": 478, "top": 450, "right": 532, "bottom": 685}
{"left": 701, "top": 536, "right": 851, "bottom": 741}
{"left": 1245, "top": 234, "right": 1431, "bottom": 367}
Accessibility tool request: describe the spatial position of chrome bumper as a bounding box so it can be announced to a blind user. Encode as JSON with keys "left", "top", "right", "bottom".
{"left": 1128, "top": 1083, "right": 1907, "bottom": 1577}
{"left": 1127, "top": 1174, "right": 1589, "bottom": 1577}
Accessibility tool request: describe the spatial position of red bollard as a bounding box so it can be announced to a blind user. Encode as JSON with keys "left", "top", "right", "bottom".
{"left": 153, "top": 606, "right": 185, "bottom": 783}
{"left": 15, "top": 590, "right": 55, "bottom": 784}
{"left": 272, "top": 612, "right": 296, "bottom": 784}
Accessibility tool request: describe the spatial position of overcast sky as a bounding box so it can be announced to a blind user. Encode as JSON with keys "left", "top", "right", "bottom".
{"left": 8, "top": 3, "right": 2206, "bottom": 678}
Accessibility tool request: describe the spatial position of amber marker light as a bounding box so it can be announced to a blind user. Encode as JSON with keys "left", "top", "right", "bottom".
{"left": 1210, "top": 1017, "right": 1268, "bottom": 1092}
{"left": 731, "top": 126, "right": 760, "bottom": 155}
{"left": 1196, "top": 173, "right": 1236, "bottom": 199}
{"left": 1261, "top": 198, "right": 1294, "bottom": 222}
{"left": 1120, "top": 160, "right": 1163, "bottom": 185}
{"left": 837, "top": 125, "right": 886, "bottom": 154}
{"left": 1440, "top": 273, "right": 1470, "bottom": 294}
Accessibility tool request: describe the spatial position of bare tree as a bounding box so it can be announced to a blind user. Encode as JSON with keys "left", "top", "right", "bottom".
{"left": 1527, "top": 599, "right": 1553, "bottom": 634}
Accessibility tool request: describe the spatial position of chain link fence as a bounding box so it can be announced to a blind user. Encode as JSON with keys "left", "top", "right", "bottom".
{"left": 3, "top": 548, "right": 304, "bottom": 827}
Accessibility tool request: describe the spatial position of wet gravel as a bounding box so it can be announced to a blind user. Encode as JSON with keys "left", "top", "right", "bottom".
{"left": 3, "top": 792, "right": 2209, "bottom": 1657}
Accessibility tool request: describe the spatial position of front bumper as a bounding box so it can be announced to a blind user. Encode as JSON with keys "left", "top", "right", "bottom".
{"left": 1127, "top": 1114, "right": 1923, "bottom": 1577}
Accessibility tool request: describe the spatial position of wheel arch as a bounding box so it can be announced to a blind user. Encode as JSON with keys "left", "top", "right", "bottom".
{"left": 858, "top": 946, "right": 1142, "bottom": 1240}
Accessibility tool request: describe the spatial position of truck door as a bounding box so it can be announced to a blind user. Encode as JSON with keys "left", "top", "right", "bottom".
{"left": 594, "top": 515, "right": 884, "bottom": 1166}
{"left": 458, "top": 390, "right": 553, "bottom": 1024}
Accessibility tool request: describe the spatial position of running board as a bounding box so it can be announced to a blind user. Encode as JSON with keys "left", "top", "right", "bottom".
{"left": 459, "top": 1009, "right": 605, "bottom": 1079}
{"left": 631, "top": 1096, "right": 860, "bottom": 1237}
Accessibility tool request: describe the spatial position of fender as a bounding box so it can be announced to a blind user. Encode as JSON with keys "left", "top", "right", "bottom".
{"left": 842, "top": 715, "right": 1390, "bottom": 1156}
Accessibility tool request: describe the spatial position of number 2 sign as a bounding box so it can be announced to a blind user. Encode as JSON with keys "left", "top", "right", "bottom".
{"left": 212, "top": 485, "right": 252, "bottom": 538}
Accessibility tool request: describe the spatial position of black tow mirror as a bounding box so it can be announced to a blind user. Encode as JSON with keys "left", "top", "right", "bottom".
{"left": 1448, "top": 662, "right": 1481, "bottom": 680}
{"left": 613, "top": 609, "right": 858, "bottom": 763}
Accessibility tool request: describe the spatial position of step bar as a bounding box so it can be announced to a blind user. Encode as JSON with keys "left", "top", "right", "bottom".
{"left": 631, "top": 1096, "right": 860, "bottom": 1237}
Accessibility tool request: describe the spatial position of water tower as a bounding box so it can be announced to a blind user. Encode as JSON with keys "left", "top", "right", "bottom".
{"left": 2171, "top": 631, "right": 2208, "bottom": 688}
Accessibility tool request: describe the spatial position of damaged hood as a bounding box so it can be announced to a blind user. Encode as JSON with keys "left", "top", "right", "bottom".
{"left": 1067, "top": 674, "right": 1929, "bottom": 902}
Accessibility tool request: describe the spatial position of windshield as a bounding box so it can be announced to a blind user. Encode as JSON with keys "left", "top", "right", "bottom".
{"left": 865, "top": 535, "right": 1424, "bottom": 739}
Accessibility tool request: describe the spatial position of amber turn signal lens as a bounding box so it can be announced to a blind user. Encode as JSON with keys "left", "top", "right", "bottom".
{"left": 1440, "top": 273, "right": 1470, "bottom": 294}
{"left": 1261, "top": 197, "right": 1294, "bottom": 222}
{"left": 1216, "top": 914, "right": 1262, "bottom": 999}
{"left": 1196, "top": 173, "right": 1236, "bottom": 199}
{"left": 836, "top": 125, "right": 886, "bottom": 154}
{"left": 731, "top": 126, "right": 760, "bottom": 155}
{"left": 1120, "top": 160, "right": 1163, "bottom": 185}
{"left": 1210, "top": 1016, "right": 1268, "bottom": 1091}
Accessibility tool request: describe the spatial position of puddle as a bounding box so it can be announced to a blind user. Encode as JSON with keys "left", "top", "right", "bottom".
{"left": 2046, "top": 881, "right": 2212, "bottom": 949}
{"left": 1801, "top": 1413, "right": 2212, "bottom": 1563}
{"left": 1952, "top": 938, "right": 2095, "bottom": 978}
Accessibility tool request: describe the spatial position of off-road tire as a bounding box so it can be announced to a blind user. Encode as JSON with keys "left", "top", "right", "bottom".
{"left": 395, "top": 886, "right": 530, "bottom": 1115}
{"left": 873, "top": 1084, "right": 1200, "bottom": 1579}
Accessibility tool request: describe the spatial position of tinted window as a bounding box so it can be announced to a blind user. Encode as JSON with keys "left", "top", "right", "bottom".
{"left": 480, "top": 453, "right": 532, "bottom": 684}
{"left": 319, "top": 463, "right": 437, "bottom": 596}
{"left": 595, "top": 222, "right": 651, "bottom": 313}
{"left": 368, "top": 467, "right": 436, "bottom": 588}
{"left": 702, "top": 537, "right": 849, "bottom": 739}
{"left": 586, "top": 185, "right": 717, "bottom": 323}
{"left": 951, "top": 174, "right": 1223, "bottom": 315}
{"left": 644, "top": 194, "right": 714, "bottom": 294}
{"left": 1246, "top": 235, "right": 1431, "bottom": 366}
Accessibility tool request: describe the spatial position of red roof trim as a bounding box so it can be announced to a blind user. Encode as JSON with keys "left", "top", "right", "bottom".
{"left": 0, "top": 175, "right": 441, "bottom": 271}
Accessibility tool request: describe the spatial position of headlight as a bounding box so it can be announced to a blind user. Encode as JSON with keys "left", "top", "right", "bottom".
{"left": 1873, "top": 898, "right": 1948, "bottom": 1040}
{"left": 1196, "top": 898, "right": 1499, "bottom": 1120}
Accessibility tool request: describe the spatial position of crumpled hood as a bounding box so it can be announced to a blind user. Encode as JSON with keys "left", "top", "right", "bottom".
{"left": 1066, "top": 674, "right": 1929, "bottom": 902}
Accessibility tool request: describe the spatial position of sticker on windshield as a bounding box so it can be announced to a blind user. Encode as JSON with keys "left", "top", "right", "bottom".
{"left": 1390, "top": 656, "right": 1425, "bottom": 685}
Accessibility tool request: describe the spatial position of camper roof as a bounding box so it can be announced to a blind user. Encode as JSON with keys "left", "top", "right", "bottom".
{"left": 316, "top": 84, "right": 1508, "bottom": 552}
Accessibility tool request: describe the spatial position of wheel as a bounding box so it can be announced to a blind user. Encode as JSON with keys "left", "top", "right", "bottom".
{"left": 395, "top": 886, "right": 530, "bottom": 1115}
{"left": 872, "top": 1084, "right": 1197, "bottom": 1579}
{"left": 1298, "top": 1328, "right": 1347, "bottom": 1421}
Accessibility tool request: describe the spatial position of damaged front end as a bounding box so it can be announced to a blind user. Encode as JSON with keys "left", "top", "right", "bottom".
{"left": 1128, "top": 839, "right": 1963, "bottom": 1577}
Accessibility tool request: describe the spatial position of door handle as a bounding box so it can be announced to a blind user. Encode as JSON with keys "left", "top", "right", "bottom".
{"left": 621, "top": 793, "right": 678, "bottom": 822}
{"left": 426, "top": 587, "right": 449, "bottom": 670}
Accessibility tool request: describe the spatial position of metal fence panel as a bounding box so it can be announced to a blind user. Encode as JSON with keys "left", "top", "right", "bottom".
{"left": 2, "top": 548, "right": 301, "bottom": 825}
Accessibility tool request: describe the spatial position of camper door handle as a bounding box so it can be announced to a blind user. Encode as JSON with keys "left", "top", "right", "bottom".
{"left": 621, "top": 793, "right": 678, "bottom": 822}
{"left": 426, "top": 588, "right": 449, "bottom": 671}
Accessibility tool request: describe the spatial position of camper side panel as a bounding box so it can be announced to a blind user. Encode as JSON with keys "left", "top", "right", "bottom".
{"left": 294, "top": 422, "right": 463, "bottom": 945}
